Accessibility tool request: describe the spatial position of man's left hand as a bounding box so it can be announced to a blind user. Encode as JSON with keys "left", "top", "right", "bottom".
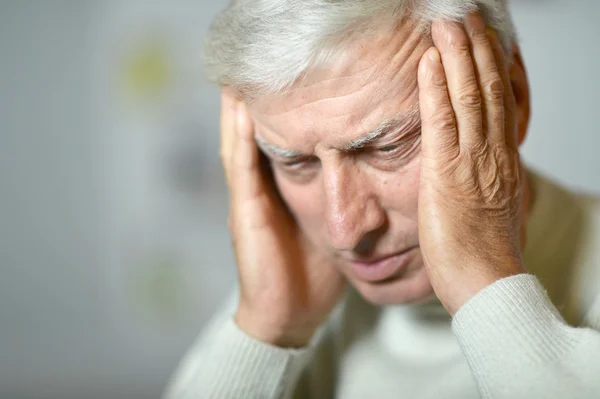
{"left": 417, "top": 13, "right": 526, "bottom": 316}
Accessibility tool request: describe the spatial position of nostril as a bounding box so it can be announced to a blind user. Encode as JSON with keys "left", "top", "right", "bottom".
{"left": 354, "top": 235, "right": 376, "bottom": 257}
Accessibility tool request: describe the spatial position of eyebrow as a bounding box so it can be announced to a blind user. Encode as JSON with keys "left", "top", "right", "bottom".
{"left": 255, "top": 136, "right": 302, "bottom": 159}
{"left": 255, "top": 104, "right": 421, "bottom": 159}
{"left": 343, "top": 105, "right": 421, "bottom": 151}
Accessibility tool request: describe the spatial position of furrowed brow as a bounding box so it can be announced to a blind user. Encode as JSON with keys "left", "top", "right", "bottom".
{"left": 343, "top": 105, "right": 421, "bottom": 151}
{"left": 255, "top": 136, "right": 302, "bottom": 159}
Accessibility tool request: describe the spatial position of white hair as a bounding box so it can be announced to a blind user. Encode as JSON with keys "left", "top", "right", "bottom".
{"left": 205, "top": 0, "right": 517, "bottom": 100}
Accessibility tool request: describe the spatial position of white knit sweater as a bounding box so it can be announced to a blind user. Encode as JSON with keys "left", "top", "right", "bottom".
{"left": 165, "top": 171, "right": 600, "bottom": 399}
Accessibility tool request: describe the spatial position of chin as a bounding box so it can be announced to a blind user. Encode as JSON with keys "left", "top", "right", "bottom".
{"left": 351, "top": 266, "right": 435, "bottom": 306}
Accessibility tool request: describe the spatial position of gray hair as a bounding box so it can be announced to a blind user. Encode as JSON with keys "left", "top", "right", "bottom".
{"left": 205, "top": 0, "right": 517, "bottom": 100}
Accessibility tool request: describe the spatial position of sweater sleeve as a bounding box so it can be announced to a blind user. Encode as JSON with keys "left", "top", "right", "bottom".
{"left": 163, "top": 293, "right": 314, "bottom": 399}
{"left": 452, "top": 274, "right": 600, "bottom": 399}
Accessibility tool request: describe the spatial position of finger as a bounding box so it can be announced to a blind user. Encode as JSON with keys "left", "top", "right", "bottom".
{"left": 231, "top": 102, "right": 264, "bottom": 202}
{"left": 464, "top": 13, "right": 506, "bottom": 149}
{"left": 432, "top": 20, "right": 484, "bottom": 150}
{"left": 220, "top": 89, "right": 237, "bottom": 185}
{"left": 418, "top": 46, "right": 459, "bottom": 162}
{"left": 487, "top": 28, "right": 518, "bottom": 151}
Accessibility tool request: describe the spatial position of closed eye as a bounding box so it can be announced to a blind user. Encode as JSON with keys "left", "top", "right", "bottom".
{"left": 377, "top": 144, "right": 401, "bottom": 153}
{"left": 274, "top": 156, "right": 320, "bottom": 183}
{"left": 282, "top": 159, "right": 306, "bottom": 167}
{"left": 279, "top": 156, "right": 318, "bottom": 169}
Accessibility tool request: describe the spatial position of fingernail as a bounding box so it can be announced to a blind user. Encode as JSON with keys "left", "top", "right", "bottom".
{"left": 427, "top": 48, "right": 440, "bottom": 63}
{"left": 465, "top": 12, "right": 485, "bottom": 35}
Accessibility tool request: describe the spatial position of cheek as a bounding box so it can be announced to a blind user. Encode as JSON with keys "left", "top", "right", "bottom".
{"left": 274, "top": 170, "right": 324, "bottom": 225}
{"left": 374, "top": 155, "right": 422, "bottom": 215}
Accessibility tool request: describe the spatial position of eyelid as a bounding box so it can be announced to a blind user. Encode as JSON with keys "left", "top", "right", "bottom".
{"left": 377, "top": 144, "right": 401, "bottom": 152}
{"left": 371, "top": 134, "right": 421, "bottom": 162}
{"left": 374, "top": 128, "right": 422, "bottom": 149}
{"left": 279, "top": 155, "right": 318, "bottom": 167}
{"left": 372, "top": 138, "right": 406, "bottom": 153}
{"left": 282, "top": 158, "right": 306, "bottom": 167}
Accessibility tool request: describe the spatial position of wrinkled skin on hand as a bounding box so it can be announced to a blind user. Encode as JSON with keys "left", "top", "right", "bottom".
{"left": 220, "top": 91, "right": 346, "bottom": 348}
{"left": 417, "top": 14, "right": 526, "bottom": 315}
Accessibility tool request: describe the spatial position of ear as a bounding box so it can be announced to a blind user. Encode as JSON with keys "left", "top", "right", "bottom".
{"left": 508, "top": 45, "right": 531, "bottom": 147}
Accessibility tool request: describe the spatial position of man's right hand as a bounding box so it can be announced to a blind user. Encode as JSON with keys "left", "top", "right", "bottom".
{"left": 220, "top": 90, "right": 346, "bottom": 348}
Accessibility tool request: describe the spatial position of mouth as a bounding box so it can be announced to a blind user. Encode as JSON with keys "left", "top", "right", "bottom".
{"left": 347, "top": 246, "right": 419, "bottom": 283}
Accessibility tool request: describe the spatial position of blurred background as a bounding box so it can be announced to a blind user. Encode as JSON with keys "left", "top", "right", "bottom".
{"left": 1, "top": 0, "right": 599, "bottom": 398}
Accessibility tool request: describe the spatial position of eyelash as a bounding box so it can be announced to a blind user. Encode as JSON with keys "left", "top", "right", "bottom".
{"left": 279, "top": 156, "right": 318, "bottom": 169}
{"left": 282, "top": 159, "right": 306, "bottom": 167}
{"left": 377, "top": 144, "right": 401, "bottom": 153}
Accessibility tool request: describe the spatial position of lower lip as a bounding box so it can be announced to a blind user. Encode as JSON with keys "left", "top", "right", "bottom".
{"left": 350, "top": 247, "right": 418, "bottom": 283}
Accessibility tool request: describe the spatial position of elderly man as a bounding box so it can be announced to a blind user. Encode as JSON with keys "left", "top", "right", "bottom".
{"left": 166, "top": 1, "right": 600, "bottom": 398}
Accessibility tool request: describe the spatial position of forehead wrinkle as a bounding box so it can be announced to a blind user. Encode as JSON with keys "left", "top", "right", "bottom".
{"left": 255, "top": 135, "right": 302, "bottom": 158}
{"left": 343, "top": 104, "right": 420, "bottom": 151}
{"left": 293, "top": 59, "right": 380, "bottom": 93}
{"left": 259, "top": 48, "right": 392, "bottom": 118}
{"left": 267, "top": 73, "right": 382, "bottom": 118}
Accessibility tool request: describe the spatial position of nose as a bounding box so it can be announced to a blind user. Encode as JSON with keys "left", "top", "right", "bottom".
{"left": 323, "top": 159, "right": 386, "bottom": 251}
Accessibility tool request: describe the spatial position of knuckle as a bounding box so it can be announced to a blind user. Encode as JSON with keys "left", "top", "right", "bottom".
{"left": 482, "top": 77, "right": 504, "bottom": 102}
{"left": 457, "top": 87, "right": 482, "bottom": 109}
{"left": 470, "top": 30, "right": 490, "bottom": 47}
{"left": 467, "top": 138, "right": 489, "bottom": 159}
{"left": 495, "top": 145, "right": 519, "bottom": 170}
{"left": 430, "top": 73, "right": 447, "bottom": 88}
{"left": 452, "top": 45, "right": 472, "bottom": 60}
{"left": 491, "top": 142, "right": 507, "bottom": 158}
{"left": 430, "top": 109, "right": 456, "bottom": 132}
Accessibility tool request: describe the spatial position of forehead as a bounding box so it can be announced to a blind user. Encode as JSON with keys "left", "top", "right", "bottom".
{"left": 248, "top": 21, "right": 432, "bottom": 149}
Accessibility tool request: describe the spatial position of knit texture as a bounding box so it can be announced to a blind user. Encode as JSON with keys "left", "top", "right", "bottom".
{"left": 165, "top": 172, "right": 600, "bottom": 399}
